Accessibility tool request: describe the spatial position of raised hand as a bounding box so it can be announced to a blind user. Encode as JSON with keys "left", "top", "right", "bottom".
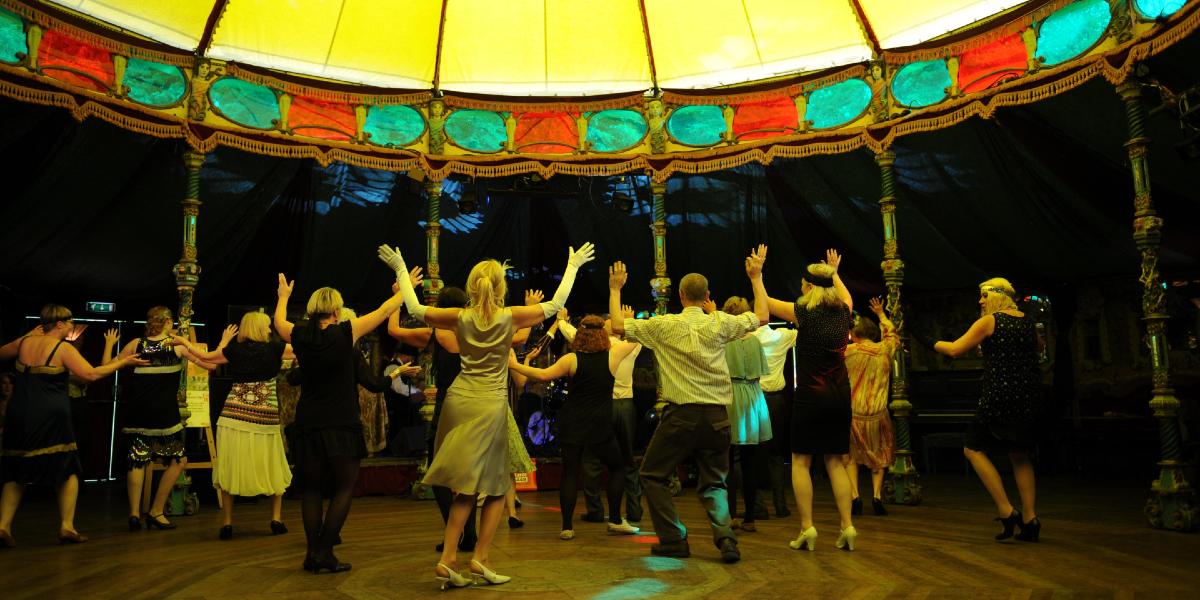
{"left": 556, "top": 307, "right": 570, "bottom": 322}
{"left": 408, "top": 265, "right": 424, "bottom": 289}
{"left": 869, "top": 296, "right": 885, "bottom": 315}
{"left": 824, "top": 249, "right": 842, "bottom": 272}
{"left": 377, "top": 244, "right": 406, "bottom": 273}
{"left": 221, "top": 324, "right": 239, "bottom": 345}
{"left": 701, "top": 299, "right": 717, "bottom": 314}
{"left": 103, "top": 328, "right": 120, "bottom": 346}
{"left": 745, "top": 244, "right": 767, "bottom": 279}
{"left": 608, "top": 261, "right": 628, "bottom": 290}
{"left": 277, "top": 273, "right": 294, "bottom": 298}
{"left": 567, "top": 242, "right": 596, "bottom": 269}
{"left": 525, "top": 289, "right": 545, "bottom": 306}
{"left": 621, "top": 304, "right": 634, "bottom": 319}
{"left": 524, "top": 345, "right": 542, "bottom": 364}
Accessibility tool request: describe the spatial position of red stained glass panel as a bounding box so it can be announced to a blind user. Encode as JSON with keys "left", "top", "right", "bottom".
{"left": 515, "top": 112, "right": 578, "bottom": 154}
{"left": 289, "top": 96, "right": 356, "bottom": 141}
{"left": 958, "top": 34, "right": 1027, "bottom": 94}
{"left": 733, "top": 97, "right": 797, "bottom": 141}
{"left": 39, "top": 29, "right": 114, "bottom": 92}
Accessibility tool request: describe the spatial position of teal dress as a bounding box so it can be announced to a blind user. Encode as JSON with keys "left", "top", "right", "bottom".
{"left": 725, "top": 335, "right": 773, "bottom": 445}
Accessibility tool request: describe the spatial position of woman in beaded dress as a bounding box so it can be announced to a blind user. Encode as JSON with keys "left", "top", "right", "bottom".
{"left": 844, "top": 297, "right": 900, "bottom": 516}
{"left": 935, "top": 277, "right": 1042, "bottom": 542}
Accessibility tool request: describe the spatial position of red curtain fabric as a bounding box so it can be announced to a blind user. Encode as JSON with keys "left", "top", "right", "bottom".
{"left": 515, "top": 112, "right": 578, "bottom": 154}
{"left": 958, "top": 34, "right": 1027, "bottom": 94}
{"left": 288, "top": 96, "right": 356, "bottom": 141}
{"left": 38, "top": 30, "right": 114, "bottom": 93}
{"left": 733, "top": 97, "right": 798, "bottom": 141}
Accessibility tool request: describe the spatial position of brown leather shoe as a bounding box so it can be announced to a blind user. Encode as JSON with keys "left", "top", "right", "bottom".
{"left": 58, "top": 529, "right": 88, "bottom": 544}
{"left": 650, "top": 540, "right": 690, "bottom": 558}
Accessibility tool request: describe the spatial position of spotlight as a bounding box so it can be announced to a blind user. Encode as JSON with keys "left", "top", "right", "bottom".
{"left": 457, "top": 189, "right": 477, "bottom": 214}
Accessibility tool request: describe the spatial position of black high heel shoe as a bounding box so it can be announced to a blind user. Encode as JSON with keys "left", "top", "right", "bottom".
{"left": 270, "top": 520, "right": 288, "bottom": 535}
{"left": 851, "top": 497, "right": 863, "bottom": 516}
{"left": 307, "top": 554, "right": 352, "bottom": 574}
{"left": 145, "top": 513, "right": 177, "bottom": 530}
{"left": 994, "top": 509, "right": 1022, "bottom": 541}
{"left": 219, "top": 525, "right": 233, "bottom": 540}
{"left": 128, "top": 516, "right": 143, "bottom": 532}
{"left": 872, "top": 498, "right": 888, "bottom": 516}
{"left": 1016, "top": 517, "right": 1041, "bottom": 542}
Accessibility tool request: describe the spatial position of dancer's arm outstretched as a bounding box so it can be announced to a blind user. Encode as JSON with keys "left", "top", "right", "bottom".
{"left": 747, "top": 244, "right": 769, "bottom": 326}
{"left": 825, "top": 249, "right": 853, "bottom": 312}
{"left": 607, "top": 261, "right": 628, "bottom": 336}
{"left": 510, "top": 243, "right": 595, "bottom": 329}
{"left": 508, "top": 349, "right": 575, "bottom": 382}
{"left": 377, "top": 247, "right": 462, "bottom": 328}
{"left": 934, "top": 316, "right": 994, "bottom": 358}
{"left": 274, "top": 274, "right": 296, "bottom": 342}
{"left": 350, "top": 268, "right": 414, "bottom": 342}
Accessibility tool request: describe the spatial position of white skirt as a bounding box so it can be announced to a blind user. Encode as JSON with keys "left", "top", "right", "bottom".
{"left": 214, "top": 416, "right": 292, "bottom": 496}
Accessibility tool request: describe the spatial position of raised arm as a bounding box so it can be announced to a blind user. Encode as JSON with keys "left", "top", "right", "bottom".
{"left": 746, "top": 244, "right": 769, "bottom": 326}
{"left": 351, "top": 289, "right": 405, "bottom": 343}
{"left": 556, "top": 308, "right": 576, "bottom": 343}
{"left": 508, "top": 351, "right": 575, "bottom": 383}
{"left": 275, "top": 273, "right": 295, "bottom": 342}
{"left": 607, "top": 261, "right": 628, "bottom": 337}
{"left": 377, "top": 248, "right": 461, "bottom": 329}
{"left": 825, "top": 249, "right": 853, "bottom": 312}
{"left": 170, "top": 324, "right": 237, "bottom": 364}
{"left": 511, "top": 289, "right": 544, "bottom": 346}
{"left": 609, "top": 340, "right": 639, "bottom": 373}
{"left": 512, "top": 243, "right": 595, "bottom": 329}
{"left": 934, "top": 315, "right": 995, "bottom": 358}
{"left": 59, "top": 343, "right": 148, "bottom": 382}
{"left": 387, "top": 310, "right": 434, "bottom": 349}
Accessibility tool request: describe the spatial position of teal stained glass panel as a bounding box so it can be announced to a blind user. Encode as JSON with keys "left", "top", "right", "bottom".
{"left": 0, "top": 8, "right": 26, "bottom": 65}
{"left": 124, "top": 59, "right": 187, "bottom": 107}
{"left": 892, "top": 60, "right": 951, "bottom": 108}
{"left": 667, "top": 105, "right": 725, "bottom": 146}
{"left": 587, "top": 109, "right": 648, "bottom": 152}
{"left": 807, "top": 78, "right": 872, "bottom": 129}
{"left": 1134, "top": 0, "right": 1185, "bottom": 18}
{"left": 364, "top": 105, "right": 426, "bottom": 147}
{"left": 1037, "top": 0, "right": 1111, "bottom": 66}
{"left": 209, "top": 78, "right": 280, "bottom": 129}
{"left": 444, "top": 109, "right": 506, "bottom": 152}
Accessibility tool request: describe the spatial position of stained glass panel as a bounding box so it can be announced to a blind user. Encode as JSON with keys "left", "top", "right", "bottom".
{"left": 208, "top": 78, "right": 280, "bottom": 130}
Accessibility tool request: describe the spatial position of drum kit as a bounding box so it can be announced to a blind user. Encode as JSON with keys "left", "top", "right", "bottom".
{"left": 524, "top": 378, "right": 566, "bottom": 454}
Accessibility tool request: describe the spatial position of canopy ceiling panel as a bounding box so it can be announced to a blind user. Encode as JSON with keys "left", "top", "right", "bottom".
{"left": 859, "top": 0, "right": 1027, "bottom": 48}
{"left": 47, "top": 0, "right": 210, "bottom": 49}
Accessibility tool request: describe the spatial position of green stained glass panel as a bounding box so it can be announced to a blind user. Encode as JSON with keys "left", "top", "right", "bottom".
{"left": 444, "top": 109, "right": 506, "bottom": 152}
{"left": 1134, "top": 0, "right": 1185, "bottom": 19}
{"left": 1037, "top": 0, "right": 1111, "bottom": 66}
{"left": 364, "top": 105, "right": 426, "bottom": 147}
{"left": 892, "top": 60, "right": 951, "bottom": 108}
{"left": 587, "top": 109, "right": 648, "bottom": 152}
{"left": 806, "top": 78, "right": 872, "bottom": 129}
{"left": 0, "top": 8, "right": 26, "bottom": 65}
{"left": 124, "top": 58, "right": 187, "bottom": 107}
{"left": 667, "top": 105, "right": 725, "bottom": 146}
{"left": 209, "top": 78, "right": 280, "bottom": 129}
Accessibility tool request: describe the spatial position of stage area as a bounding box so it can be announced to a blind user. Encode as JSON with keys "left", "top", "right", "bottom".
{"left": 1, "top": 474, "right": 1197, "bottom": 599}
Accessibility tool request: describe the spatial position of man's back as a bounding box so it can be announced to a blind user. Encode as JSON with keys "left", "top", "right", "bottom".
{"left": 624, "top": 307, "right": 758, "bottom": 405}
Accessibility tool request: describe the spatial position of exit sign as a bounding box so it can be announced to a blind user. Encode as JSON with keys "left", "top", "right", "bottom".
{"left": 86, "top": 301, "right": 115, "bottom": 313}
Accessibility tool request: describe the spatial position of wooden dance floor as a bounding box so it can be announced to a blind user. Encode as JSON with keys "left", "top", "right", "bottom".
{"left": 2, "top": 474, "right": 1198, "bottom": 599}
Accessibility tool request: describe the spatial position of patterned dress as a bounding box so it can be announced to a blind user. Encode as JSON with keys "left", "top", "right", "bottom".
{"left": 845, "top": 321, "right": 900, "bottom": 469}
{"left": 213, "top": 340, "right": 291, "bottom": 496}
{"left": 122, "top": 337, "right": 185, "bottom": 467}
{"left": 967, "top": 312, "right": 1040, "bottom": 451}
{"left": 791, "top": 303, "right": 854, "bottom": 456}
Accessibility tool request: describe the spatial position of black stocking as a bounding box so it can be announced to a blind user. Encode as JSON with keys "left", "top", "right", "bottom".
{"left": 739, "top": 444, "right": 760, "bottom": 523}
{"left": 562, "top": 439, "right": 627, "bottom": 530}
{"left": 314, "top": 455, "right": 360, "bottom": 559}
{"left": 299, "top": 457, "right": 325, "bottom": 559}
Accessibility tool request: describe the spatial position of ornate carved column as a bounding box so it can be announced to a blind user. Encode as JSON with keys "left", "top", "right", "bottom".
{"left": 1118, "top": 79, "right": 1197, "bottom": 531}
{"left": 174, "top": 150, "right": 205, "bottom": 419}
{"left": 649, "top": 180, "right": 671, "bottom": 315}
{"left": 876, "top": 149, "right": 921, "bottom": 505}
{"left": 413, "top": 176, "right": 444, "bottom": 500}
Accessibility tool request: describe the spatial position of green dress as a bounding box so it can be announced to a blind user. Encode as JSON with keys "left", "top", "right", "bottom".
{"left": 725, "top": 335, "right": 773, "bottom": 445}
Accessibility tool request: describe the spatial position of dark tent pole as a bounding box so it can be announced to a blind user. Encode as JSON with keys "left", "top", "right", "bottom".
{"left": 650, "top": 180, "right": 671, "bottom": 315}
{"left": 174, "top": 149, "right": 205, "bottom": 421}
{"left": 1118, "top": 79, "right": 1197, "bottom": 532}
{"left": 876, "top": 149, "right": 921, "bottom": 506}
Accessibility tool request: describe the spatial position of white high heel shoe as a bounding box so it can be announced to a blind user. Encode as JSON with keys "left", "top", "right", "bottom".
{"left": 435, "top": 562, "right": 471, "bottom": 590}
{"left": 789, "top": 527, "right": 818, "bottom": 551}
{"left": 470, "top": 559, "right": 511, "bottom": 585}
{"left": 836, "top": 526, "right": 857, "bottom": 551}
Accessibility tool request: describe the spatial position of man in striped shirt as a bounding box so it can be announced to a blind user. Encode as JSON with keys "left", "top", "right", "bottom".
{"left": 607, "top": 245, "right": 769, "bottom": 563}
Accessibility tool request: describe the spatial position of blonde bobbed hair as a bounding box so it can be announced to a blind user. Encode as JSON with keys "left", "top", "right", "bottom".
{"left": 796, "top": 264, "right": 843, "bottom": 311}
{"left": 722, "top": 296, "right": 750, "bottom": 316}
{"left": 466, "top": 259, "right": 508, "bottom": 328}
{"left": 145, "top": 306, "right": 173, "bottom": 337}
{"left": 237, "top": 311, "right": 272, "bottom": 343}
{"left": 306, "top": 287, "right": 344, "bottom": 320}
{"left": 979, "top": 277, "right": 1018, "bottom": 317}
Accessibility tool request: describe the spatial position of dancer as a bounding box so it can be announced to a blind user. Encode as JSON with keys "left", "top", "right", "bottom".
{"left": 717, "top": 296, "right": 772, "bottom": 532}
{"left": 274, "top": 274, "right": 406, "bottom": 573}
{"left": 844, "top": 297, "right": 899, "bottom": 516}
{"left": 378, "top": 241, "right": 594, "bottom": 590}
{"left": 607, "top": 246, "right": 768, "bottom": 564}
{"left": 0, "top": 305, "right": 146, "bottom": 547}
{"left": 754, "top": 318, "right": 798, "bottom": 518}
{"left": 106, "top": 306, "right": 217, "bottom": 532}
{"left": 559, "top": 307, "right": 645, "bottom": 527}
{"left": 934, "top": 277, "right": 1041, "bottom": 542}
{"left": 170, "top": 312, "right": 295, "bottom": 539}
{"left": 509, "top": 314, "right": 640, "bottom": 540}
{"left": 762, "top": 249, "right": 857, "bottom": 552}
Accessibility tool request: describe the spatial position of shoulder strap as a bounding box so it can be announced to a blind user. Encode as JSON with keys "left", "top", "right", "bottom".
{"left": 45, "top": 339, "right": 66, "bottom": 366}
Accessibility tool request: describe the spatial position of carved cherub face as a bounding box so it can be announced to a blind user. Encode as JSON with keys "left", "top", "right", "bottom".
{"left": 871, "top": 64, "right": 882, "bottom": 79}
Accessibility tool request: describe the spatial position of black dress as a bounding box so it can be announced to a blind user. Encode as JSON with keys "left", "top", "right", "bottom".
{"left": 2, "top": 340, "right": 82, "bottom": 485}
{"left": 428, "top": 330, "right": 461, "bottom": 447}
{"left": 287, "top": 320, "right": 366, "bottom": 471}
{"left": 966, "top": 312, "right": 1040, "bottom": 452}
{"left": 791, "top": 302, "right": 854, "bottom": 456}
{"left": 123, "top": 337, "right": 185, "bottom": 466}
{"left": 560, "top": 351, "right": 615, "bottom": 446}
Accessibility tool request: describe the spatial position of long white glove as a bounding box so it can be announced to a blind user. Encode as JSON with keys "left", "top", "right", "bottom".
{"left": 377, "top": 244, "right": 427, "bottom": 321}
{"left": 540, "top": 242, "right": 595, "bottom": 318}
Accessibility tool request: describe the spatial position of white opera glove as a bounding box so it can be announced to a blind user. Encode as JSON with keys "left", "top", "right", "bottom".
{"left": 541, "top": 242, "right": 596, "bottom": 318}
{"left": 377, "top": 244, "right": 427, "bottom": 321}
